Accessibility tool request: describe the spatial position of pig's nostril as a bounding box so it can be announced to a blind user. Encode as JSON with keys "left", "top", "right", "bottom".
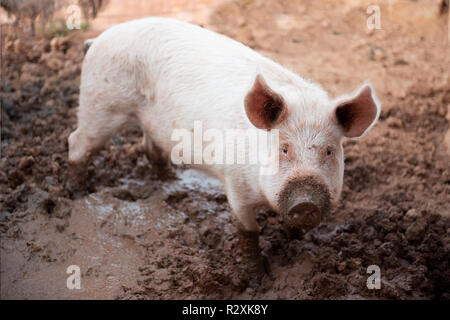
{"left": 287, "top": 202, "right": 322, "bottom": 230}
{"left": 289, "top": 202, "right": 320, "bottom": 216}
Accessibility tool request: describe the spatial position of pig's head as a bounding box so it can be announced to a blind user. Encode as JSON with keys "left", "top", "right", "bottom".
{"left": 245, "top": 74, "right": 380, "bottom": 232}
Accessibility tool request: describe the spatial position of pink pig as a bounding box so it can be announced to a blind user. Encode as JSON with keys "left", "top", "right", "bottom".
{"left": 68, "top": 17, "right": 380, "bottom": 282}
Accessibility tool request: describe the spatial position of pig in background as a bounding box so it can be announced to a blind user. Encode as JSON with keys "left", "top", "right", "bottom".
{"left": 68, "top": 17, "right": 380, "bottom": 283}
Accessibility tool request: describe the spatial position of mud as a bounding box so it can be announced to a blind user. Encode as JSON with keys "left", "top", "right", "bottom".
{"left": 1, "top": 0, "right": 449, "bottom": 299}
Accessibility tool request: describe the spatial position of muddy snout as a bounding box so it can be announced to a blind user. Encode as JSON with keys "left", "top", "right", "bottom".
{"left": 279, "top": 176, "right": 331, "bottom": 232}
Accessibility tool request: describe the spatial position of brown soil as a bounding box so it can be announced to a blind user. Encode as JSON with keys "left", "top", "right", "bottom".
{"left": 1, "top": 0, "right": 449, "bottom": 300}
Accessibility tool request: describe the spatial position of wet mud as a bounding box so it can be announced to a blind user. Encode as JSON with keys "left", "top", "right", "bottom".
{"left": 1, "top": 0, "right": 449, "bottom": 299}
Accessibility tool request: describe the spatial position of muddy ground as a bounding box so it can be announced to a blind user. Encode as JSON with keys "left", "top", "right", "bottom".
{"left": 1, "top": 0, "right": 449, "bottom": 299}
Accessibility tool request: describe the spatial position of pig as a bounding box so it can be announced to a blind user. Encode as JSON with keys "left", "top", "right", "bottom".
{"left": 68, "top": 17, "right": 380, "bottom": 283}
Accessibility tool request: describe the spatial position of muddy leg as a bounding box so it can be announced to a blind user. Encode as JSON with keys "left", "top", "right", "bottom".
{"left": 226, "top": 186, "right": 269, "bottom": 284}
{"left": 231, "top": 215, "right": 268, "bottom": 286}
{"left": 66, "top": 127, "right": 99, "bottom": 196}
{"left": 283, "top": 223, "right": 303, "bottom": 241}
{"left": 65, "top": 158, "right": 89, "bottom": 197}
{"left": 67, "top": 109, "right": 129, "bottom": 195}
{"left": 140, "top": 132, "right": 175, "bottom": 180}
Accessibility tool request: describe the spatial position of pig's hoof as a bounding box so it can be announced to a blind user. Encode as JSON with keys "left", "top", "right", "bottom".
{"left": 283, "top": 225, "right": 303, "bottom": 241}
{"left": 248, "top": 274, "right": 263, "bottom": 288}
{"left": 245, "top": 253, "right": 271, "bottom": 287}
{"left": 157, "top": 169, "right": 177, "bottom": 181}
{"left": 247, "top": 267, "right": 265, "bottom": 287}
{"left": 65, "top": 181, "right": 87, "bottom": 199}
{"left": 151, "top": 164, "right": 177, "bottom": 181}
{"left": 261, "top": 252, "right": 272, "bottom": 278}
{"left": 64, "top": 171, "right": 88, "bottom": 199}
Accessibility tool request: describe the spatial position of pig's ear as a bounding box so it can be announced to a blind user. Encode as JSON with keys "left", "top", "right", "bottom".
{"left": 244, "top": 75, "right": 286, "bottom": 130}
{"left": 334, "top": 83, "right": 380, "bottom": 138}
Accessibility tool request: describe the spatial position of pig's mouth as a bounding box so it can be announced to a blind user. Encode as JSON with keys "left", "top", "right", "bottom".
{"left": 277, "top": 175, "right": 331, "bottom": 233}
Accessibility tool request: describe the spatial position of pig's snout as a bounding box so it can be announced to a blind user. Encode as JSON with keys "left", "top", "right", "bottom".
{"left": 288, "top": 200, "right": 321, "bottom": 228}
{"left": 287, "top": 196, "right": 325, "bottom": 231}
{"left": 279, "top": 175, "right": 331, "bottom": 231}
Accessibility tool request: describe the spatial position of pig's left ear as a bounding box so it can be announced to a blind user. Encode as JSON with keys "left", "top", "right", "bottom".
{"left": 244, "top": 74, "right": 286, "bottom": 130}
{"left": 334, "top": 83, "right": 380, "bottom": 138}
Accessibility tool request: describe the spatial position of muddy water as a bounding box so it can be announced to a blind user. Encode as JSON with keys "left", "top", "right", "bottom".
{"left": 2, "top": 187, "right": 146, "bottom": 299}
{"left": 1, "top": 170, "right": 225, "bottom": 299}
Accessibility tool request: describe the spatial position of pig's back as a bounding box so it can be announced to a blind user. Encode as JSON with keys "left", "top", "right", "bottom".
{"left": 99, "top": 17, "right": 267, "bottom": 97}
{"left": 83, "top": 17, "right": 295, "bottom": 147}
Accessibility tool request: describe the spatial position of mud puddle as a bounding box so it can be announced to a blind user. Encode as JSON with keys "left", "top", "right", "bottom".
{"left": 1, "top": 169, "right": 229, "bottom": 299}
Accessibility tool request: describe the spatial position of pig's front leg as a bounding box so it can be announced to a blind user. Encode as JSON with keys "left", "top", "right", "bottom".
{"left": 227, "top": 189, "right": 268, "bottom": 284}
{"left": 231, "top": 215, "right": 261, "bottom": 265}
{"left": 66, "top": 160, "right": 89, "bottom": 195}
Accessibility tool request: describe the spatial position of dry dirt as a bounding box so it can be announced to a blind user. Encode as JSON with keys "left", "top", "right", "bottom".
{"left": 1, "top": 0, "right": 449, "bottom": 299}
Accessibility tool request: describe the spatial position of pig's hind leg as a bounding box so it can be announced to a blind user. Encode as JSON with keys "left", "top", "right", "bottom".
{"left": 139, "top": 122, "right": 175, "bottom": 181}
{"left": 69, "top": 108, "right": 130, "bottom": 165}
{"left": 67, "top": 100, "right": 131, "bottom": 193}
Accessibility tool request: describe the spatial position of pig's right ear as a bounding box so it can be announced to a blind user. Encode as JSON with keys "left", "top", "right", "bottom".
{"left": 244, "top": 75, "right": 286, "bottom": 130}
{"left": 334, "top": 83, "right": 381, "bottom": 138}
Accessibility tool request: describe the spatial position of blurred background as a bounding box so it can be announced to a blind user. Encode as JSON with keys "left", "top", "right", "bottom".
{"left": 0, "top": 0, "right": 228, "bottom": 34}
{"left": 1, "top": 0, "right": 448, "bottom": 33}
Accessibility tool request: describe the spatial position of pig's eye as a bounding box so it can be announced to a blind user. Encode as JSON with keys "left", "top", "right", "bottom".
{"left": 326, "top": 146, "right": 334, "bottom": 156}
{"left": 281, "top": 145, "right": 288, "bottom": 155}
